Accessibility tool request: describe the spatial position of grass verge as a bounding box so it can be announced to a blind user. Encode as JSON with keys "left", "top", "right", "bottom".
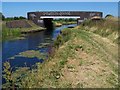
{"left": 2, "top": 20, "right": 45, "bottom": 41}
{"left": 2, "top": 17, "right": 118, "bottom": 88}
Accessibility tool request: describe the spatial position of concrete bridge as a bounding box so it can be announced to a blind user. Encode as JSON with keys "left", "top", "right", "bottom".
{"left": 27, "top": 11, "right": 102, "bottom": 28}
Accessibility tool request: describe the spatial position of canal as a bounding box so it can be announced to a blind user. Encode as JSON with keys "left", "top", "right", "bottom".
{"left": 2, "top": 24, "right": 77, "bottom": 69}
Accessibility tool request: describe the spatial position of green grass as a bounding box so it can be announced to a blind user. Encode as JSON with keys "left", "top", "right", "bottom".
{"left": 59, "top": 60, "right": 67, "bottom": 68}
{"left": 2, "top": 17, "right": 118, "bottom": 88}
{"left": 81, "top": 18, "right": 118, "bottom": 31}
{"left": 2, "top": 20, "right": 45, "bottom": 41}
{"left": 3, "top": 28, "right": 118, "bottom": 88}
{"left": 20, "top": 20, "right": 45, "bottom": 33}
{"left": 2, "top": 23, "right": 21, "bottom": 41}
{"left": 80, "top": 17, "right": 119, "bottom": 43}
{"left": 53, "top": 21, "right": 76, "bottom": 27}
{"left": 79, "top": 59, "right": 83, "bottom": 66}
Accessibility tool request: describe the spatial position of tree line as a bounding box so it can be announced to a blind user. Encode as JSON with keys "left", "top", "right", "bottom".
{"left": 0, "top": 12, "right": 26, "bottom": 21}
{"left": 53, "top": 18, "right": 77, "bottom": 22}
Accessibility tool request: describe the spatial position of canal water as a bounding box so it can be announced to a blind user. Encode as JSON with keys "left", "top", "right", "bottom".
{"left": 2, "top": 24, "right": 77, "bottom": 70}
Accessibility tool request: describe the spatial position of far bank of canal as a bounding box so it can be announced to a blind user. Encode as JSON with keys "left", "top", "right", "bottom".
{"left": 2, "top": 24, "right": 77, "bottom": 69}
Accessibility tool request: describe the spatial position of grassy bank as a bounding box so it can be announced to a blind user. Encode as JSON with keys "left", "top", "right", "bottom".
{"left": 2, "top": 20, "right": 45, "bottom": 41}
{"left": 0, "top": 20, "right": 2, "bottom": 41}
{"left": 3, "top": 17, "right": 118, "bottom": 88}
{"left": 79, "top": 17, "right": 119, "bottom": 43}
{"left": 53, "top": 21, "right": 77, "bottom": 27}
{"left": 20, "top": 20, "right": 45, "bottom": 33}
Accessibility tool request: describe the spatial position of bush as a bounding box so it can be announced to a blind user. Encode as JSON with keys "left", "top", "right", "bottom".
{"left": 54, "top": 29, "right": 72, "bottom": 48}
{"left": 2, "top": 62, "right": 16, "bottom": 89}
{"left": 54, "top": 34, "right": 63, "bottom": 48}
{"left": 61, "top": 29, "right": 71, "bottom": 42}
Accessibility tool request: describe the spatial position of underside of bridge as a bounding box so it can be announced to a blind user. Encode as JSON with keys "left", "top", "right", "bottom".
{"left": 43, "top": 18, "right": 78, "bottom": 29}
{"left": 43, "top": 18, "right": 53, "bottom": 29}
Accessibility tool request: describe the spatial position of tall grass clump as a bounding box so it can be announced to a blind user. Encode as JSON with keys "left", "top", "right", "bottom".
{"left": 54, "top": 28, "right": 72, "bottom": 48}
{"left": 81, "top": 18, "right": 118, "bottom": 31}
{"left": 2, "top": 62, "right": 15, "bottom": 89}
{"left": 2, "top": 61, "right": 30, "bottom": 89}
{"left": 80, "top": 17, "right": 118, "bottom": 43}
{"left": 2, "top": 22, "right": 21, "bottom": 40}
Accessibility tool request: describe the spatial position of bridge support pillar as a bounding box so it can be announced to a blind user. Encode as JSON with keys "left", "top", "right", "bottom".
{"left": 37, "top": 19, "right": 44, "bottom": 27}
{"left": 77, "top": 18, "right": 84, "bottom": 25}
{"left": 32, "top": 18, "right": 53, "bottom": 29}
